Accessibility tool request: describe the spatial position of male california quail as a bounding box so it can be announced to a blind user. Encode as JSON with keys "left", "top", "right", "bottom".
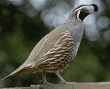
{"left": 1, "top": 4, "right": 98, "bottom": 85}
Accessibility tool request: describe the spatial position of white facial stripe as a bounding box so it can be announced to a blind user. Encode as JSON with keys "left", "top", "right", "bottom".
{"left": 75, "top": 6, "right": 88, "bottom": 12}
{"left": 77, "top": 10, "right": 81, "bottom": 21}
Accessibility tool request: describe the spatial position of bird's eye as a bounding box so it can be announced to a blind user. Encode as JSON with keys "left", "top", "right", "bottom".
{"left": 80, "top": 9, "right": 85, "bottom": 12}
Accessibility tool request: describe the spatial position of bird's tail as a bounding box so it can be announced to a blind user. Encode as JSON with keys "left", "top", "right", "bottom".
{"left": 1, "top": 63, "right": 26, "bottom": 81}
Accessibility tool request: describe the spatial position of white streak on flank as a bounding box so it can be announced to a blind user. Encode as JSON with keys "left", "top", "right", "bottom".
{"left": 43, "top": 48, "right": 54, "bottom": 56}
{"left": 55, "top": 30, "right": 71, "bottom": 45}
{"left": 62, "top": 42, "right": 66, "bottom": 44}
{"left": 54, "top": 54, "right": 62, "bottom": 57}
{"left": 63, "top": 37, "right": 74, "bottom": 41}
{"left": 64, "top": 53, "right": 69, "bottom": 54}
{"left": 65, "top": 30, "right": 69, "bottom": 32}
{"left": 61, "top": 32, "right": 65, "bottom": 34}
{"left": 46, "top": 58, "right": 55, "bottom": 61}
{"left": 55, "top": 59, "right": 61, "bottom": 61}
{"left": 36, "top": 38, "right": 47, "bottom": 56}
{"left": 55, "top": 44, "right": 63, "bottom": 47}
{"left": 48, "top": 48, "right": 54, "bottom": 52}
{"left": 57, "top": 50, "right": 65, "bottom": 52}
{"left": 45, "top": 51, "right": 56, "bottom": 55}
{"left": 61, "top": 30, "right": 70, "bottom": 35}
{"left": 63, "top": 54, "right": 67, "bottom": 57}
{"left": 27, "top": 63, "right": 33, "bottom": 67}
{"left": 67, "top": 35, "right": 73, "bottom": 38}
{"left": 50, "top": 62, "right": 56, "bottom": 64}
{"left": 65, "top": 32, "right": 70, "bottom": 35}
{"left": 60, "top": 57, "right": 65, "bottom": 59}
{"left": 54, "top": 46, "right": 62, "bottom": 50}
{"left": 69, "top": 38, "right": 74, "bottom": 40}
{"left": 63, "top": 34, "right": 68, "bottom": 37}
{"left": 55, "top": 57, "right": 64, "bottom": 61}
{"left": 69, "top": 42, "right": 74, "bottom": 44}
{"left": 55, "top": 35, "right": 65, "bottom": 45}
{"left": 42, "top": 60, "right": 47, "bottom": 63}
{"left": 43, "top": 58, "right": 55, "bottom": 63}
{"left": 49, "top": 51, "right": 56, "bottom": 54}
{"left": 62, "top": 38, "right": 70, "bottom": 41}
{"left": 62, "top": 47, "right": 68, "bottom": 49}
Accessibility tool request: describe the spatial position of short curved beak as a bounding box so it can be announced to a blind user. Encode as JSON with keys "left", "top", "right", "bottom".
{"left": 86, "top": 10, "right": 91, "bottom": 15}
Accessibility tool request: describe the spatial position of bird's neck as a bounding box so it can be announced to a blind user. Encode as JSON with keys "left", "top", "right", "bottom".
{"left": 64, "top": 17, "right": 81, "bottom": 26}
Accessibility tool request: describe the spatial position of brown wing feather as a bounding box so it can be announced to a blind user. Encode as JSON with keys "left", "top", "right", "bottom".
{"left": 29, "top": 30, "right": 75, "bottom": 73}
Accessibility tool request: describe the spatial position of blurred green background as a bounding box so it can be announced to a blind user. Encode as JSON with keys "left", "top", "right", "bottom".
{"left": 0, "top": 0, "right": 110, "bottom": 87}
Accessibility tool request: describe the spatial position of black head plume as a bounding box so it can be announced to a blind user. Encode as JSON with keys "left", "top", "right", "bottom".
{"left": 88, "top": 4, "right": 98, "bottom": 12}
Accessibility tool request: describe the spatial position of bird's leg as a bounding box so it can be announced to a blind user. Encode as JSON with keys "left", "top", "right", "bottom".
{"left": 42, "top": 71, "right": 52, "bottom": 87}
{"left": 55, "top": 71, "right": 66, "bottom": 85}
{"left": 55, "top": 71, "right": 76, "bottom": 85}
{"left": 42, "top": 71, "right": 47, "bottom": 84}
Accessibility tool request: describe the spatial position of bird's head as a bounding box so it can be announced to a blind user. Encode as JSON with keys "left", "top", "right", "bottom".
{"left": 68, "top": 4, "right": 98, "bottom": 21}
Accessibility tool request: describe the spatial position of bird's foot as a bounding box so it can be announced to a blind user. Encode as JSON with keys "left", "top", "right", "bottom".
{"left": 58, "top": 80, "right": 66, "bottom": 85}
{"left": 43, "top": 81, "right": 53, "bottom": 87}
{"left": 58, "top": 81, "right": 76, "bottom": 85}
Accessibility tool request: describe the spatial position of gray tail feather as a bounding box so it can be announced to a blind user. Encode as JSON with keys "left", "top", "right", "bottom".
{"left": 1, "top": 64, "right": 26, "bottom": 81}
{"left": 1, "top": 74, "right": 11, "bottom": 80}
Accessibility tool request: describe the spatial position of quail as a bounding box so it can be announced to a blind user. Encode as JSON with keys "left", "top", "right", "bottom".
{"left": 1, "top": 4, "right": 98, "bottom": 85}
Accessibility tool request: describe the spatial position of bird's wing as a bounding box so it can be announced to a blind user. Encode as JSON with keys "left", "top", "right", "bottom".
{"left": 28, "top": 29, "right": 77, "bottom": 72}
{"left": 25, "top": 25, "right": 68, "bottom": 66}
{"left": 26, "top": 27, "right": 76, "bottom": 71}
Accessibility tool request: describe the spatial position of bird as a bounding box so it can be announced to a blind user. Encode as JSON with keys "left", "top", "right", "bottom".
{"left": 1, "top": 4, "right": 98, "bottom": 85}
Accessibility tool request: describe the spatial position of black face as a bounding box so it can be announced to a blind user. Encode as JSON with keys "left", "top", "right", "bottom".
{"left": 78, "top": 9, "right": 90, "bottom": 21}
